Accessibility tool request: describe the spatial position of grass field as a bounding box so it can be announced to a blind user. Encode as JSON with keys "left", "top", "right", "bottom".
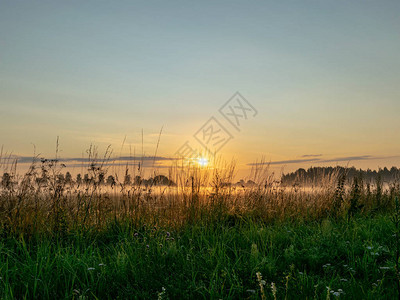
{"left": 0, "top": 214, "right": 399, "bottom": 299}
{"left": 0, "top": 157, "right": 400, "bottom": 299}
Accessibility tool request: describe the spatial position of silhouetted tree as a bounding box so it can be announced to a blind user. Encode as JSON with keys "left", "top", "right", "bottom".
{"left": 107, "top": 175, "right": 116, "bottom": 187}
{"left": 57, "top": 174, "right": 65, "bottom": 184}
{"left": 83, "top": 174, "right": 92, "bottom": 185}
{"left": 281, "top": 166, "right": 400, "bottom": 186}
{"left": 1, "top": 172, "right": 12, "bottom": 189}
{"left": 76, "top": 174, "right": 82, "bottom": 185}
{"left": 153, "top": 175, "right": 169, "bottom": 185}
{"left": 134, "top": 175, "right": 141, "bottom": 185}
{"left": 124, "top": 171, "right": 131, "bottom": 185}
{"left": 65, "top": 172, "right": 72, "bottom": 184}
{"left": 98, "top": 172, "right": 105, "bottom": 185}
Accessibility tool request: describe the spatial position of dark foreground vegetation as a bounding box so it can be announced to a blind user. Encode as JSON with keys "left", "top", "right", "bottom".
{"left": 0, "top": 154, "right": 400, "bottom": 299}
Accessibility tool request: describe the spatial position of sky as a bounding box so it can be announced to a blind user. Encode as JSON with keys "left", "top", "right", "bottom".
{"left": 1, "top": 0, "right": 400, "bottom": 176}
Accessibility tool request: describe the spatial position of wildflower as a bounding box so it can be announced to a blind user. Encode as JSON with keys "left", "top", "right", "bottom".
{"left": 329, "top": 288, "right": 345, "bottom": 297}
{"left": 271, "top": 282, "right": 277, "bottom": 299}
{"left": 256, "top": 272, "right": 262, "bottom": 283}
{"left": 256, "top": 272, "right": 266, "bottom": 300}
{"left": 366, "top": 246, "right": 373, "bottom": 250}
{"left": 166, "top": 231, "right": 171, "bottom": 237}
{"left": 134, "top": 232, "right": 139, "bottom": 237}
{"left": 98, "top": 263, "right": 106, "bottom": 267}
{"left": 380, "top": 266, "right": 391, "bottom": 270}
{"left": 340, "top": 278, "right": 348, "bottom": 282}
{"left": 326, "top": 286, "right": 331, "bottom": 298}
{"left": 157, "top": 287, "right": 166, "bottom": 300}
{"left": 87, "top": 267, "right": 95, "bottom": 271}
{"left": 146, "top": 244, "right": 150, "bottom": 249}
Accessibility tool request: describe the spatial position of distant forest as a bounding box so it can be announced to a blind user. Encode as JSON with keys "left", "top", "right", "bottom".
{"left": 281, "top": 166, "right": 400, "bottom": 186}
{"left": 2, "top": 166, "right": 400, "bottom": 188}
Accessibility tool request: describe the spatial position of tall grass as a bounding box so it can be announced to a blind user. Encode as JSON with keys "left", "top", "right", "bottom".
{"left": 0, "top": 147, "right": 399, "bottom": 298}
{"left": 0, "top": 147, "right": 397, "bottom": 236}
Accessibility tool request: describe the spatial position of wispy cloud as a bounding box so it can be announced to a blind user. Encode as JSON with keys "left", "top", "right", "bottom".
{"left": 4, "top": 155, "right": 176, "bottom": 165}
{"left": 247, "top": 158, "right": 320, "bottom": 166}
{"left": 319, "top": 155, "right": 373, "bottom": 163}
{"left": 247, "top": 155, "right": 399, "bottom": 166}
{"left": 301, "top": 154, "right": 322, "bottom": 158}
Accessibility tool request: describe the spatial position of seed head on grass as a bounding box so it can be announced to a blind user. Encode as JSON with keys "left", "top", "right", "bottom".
{"left": 157, "top": 287, "right": 167, "bottom": 300}
{"left": 256, "top": 272, "right": 266, "bottom": 300}
{"left": 271, "top": 282, "right": 277, "bottom": 300}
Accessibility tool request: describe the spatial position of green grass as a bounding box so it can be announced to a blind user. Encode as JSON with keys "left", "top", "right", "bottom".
{"left": 0, "top": 214, "right": 397, "bottom": 299}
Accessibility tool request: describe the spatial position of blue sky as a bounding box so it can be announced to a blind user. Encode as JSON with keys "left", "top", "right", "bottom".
{"left": 1, "top": 1, "right": 400, "bottom": 172}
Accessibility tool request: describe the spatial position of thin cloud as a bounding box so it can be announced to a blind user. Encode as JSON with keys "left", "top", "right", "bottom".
{"left": 247, "top": 155, "right": 399, "bottom": 166}
{"left": 65, "top": 161, "right": 172, "bottom": 169}
{"left": 301, "top": 154, "right": 322, "bottom": 158}
{"left": 247, "top": 158, "right": 320, "bottom": 166}
{"left": 319, "top": 155, "right": 373, "bottom": 163}
{"left": 5, "top": 155, "right": 176, "bottom": 164}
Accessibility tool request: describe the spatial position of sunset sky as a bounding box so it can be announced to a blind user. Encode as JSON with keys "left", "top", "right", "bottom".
{"left": 1, "top": 1, "right": 400, "bottom": 176}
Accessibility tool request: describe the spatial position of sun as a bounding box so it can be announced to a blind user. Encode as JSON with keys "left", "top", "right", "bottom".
{"left": 197, "top": 157, "right": 209, "bottom": 167}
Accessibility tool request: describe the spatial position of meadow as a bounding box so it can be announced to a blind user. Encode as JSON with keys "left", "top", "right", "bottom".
{"left": 0, "top": 153, "right": 399, "bottom": 299}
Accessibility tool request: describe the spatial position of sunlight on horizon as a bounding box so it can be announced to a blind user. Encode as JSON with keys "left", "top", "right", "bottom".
{"left": 197, "top": 157, "right": 209, "bottom": 167}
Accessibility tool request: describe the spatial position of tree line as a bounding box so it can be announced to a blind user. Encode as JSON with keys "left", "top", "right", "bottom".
{"left": 281, "top": 166, "right": 400, "bottom": 186}
{"left": 1, "top": 171, "right": 175, "bottom": 188}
